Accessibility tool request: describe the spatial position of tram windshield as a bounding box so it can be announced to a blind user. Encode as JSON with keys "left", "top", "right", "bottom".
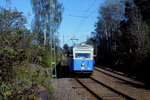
{"left": 75, "top": 53, "right": 91, "bottom": 58}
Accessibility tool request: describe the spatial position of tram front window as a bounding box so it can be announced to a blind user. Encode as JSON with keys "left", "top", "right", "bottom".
{"left": 75, "top": 53, "right": 90, "bottom": 58}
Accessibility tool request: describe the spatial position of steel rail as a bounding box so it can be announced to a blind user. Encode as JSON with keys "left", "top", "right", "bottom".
{"left": 94, "top": 67, "right": 144, "bottom": 88}
{"left": 90, "top": 77, "right": 135, "bottom": 100}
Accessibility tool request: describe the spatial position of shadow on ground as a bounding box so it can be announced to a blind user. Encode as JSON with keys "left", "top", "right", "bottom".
{"left": 54, "top": 63, "right": 92, "bottom": 78}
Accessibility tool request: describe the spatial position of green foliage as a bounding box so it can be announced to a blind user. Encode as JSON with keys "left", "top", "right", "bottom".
{"left": 0, "top": 7, "right": 27, "bottom": 34}
{"left": 31, "top": 0, "right": 63, "bottom": 46}
{"left": 89, "top": 0, "right": 150, "bottom": 81}
{"left": 42, "top": 47, "right": 62, "bottom": 67}
{"left": 42, "top": 49, "right": 51, "bottom": 67}
{"left": 0, "top": 33, "right": 26, "bottom": 83}
{"left": 9, "top": 61, "right": 53, "bottom": 100}
{"left": 0, "top": 83, "right": 12, "bottom": 100}
{"left": 0, "top": 6, "right": 56, "bottom": 99}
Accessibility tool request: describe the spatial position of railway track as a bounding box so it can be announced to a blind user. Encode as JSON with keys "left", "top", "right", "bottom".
{"left": 92, "top": 67, "right": 150, "bottom": 100}
{"left": 71, "top": 67, "right": 150, "bottom": 100}
{"left": 94, "top": 67, "right": 145, "bottom": 87}
{"left": 76, "top": 77, "right": 133, "bottom": 100}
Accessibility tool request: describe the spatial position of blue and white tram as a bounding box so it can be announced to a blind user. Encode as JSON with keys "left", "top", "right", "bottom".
{"left": 70, "top": 43, "right": 95, "bottom": 73}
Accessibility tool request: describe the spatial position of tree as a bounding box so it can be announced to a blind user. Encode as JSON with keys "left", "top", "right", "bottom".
{"left": 31, "top": 0, "right": 63, "bottom": 49}
{"left": 0, "top": 6, "right": 55, "bottom": 99}
{"left": 134, "top": 0, "right": 150, "bottom": 23}
{"left": 90, "top": 0, "right": 126, "bottom": 65}
{"left": 125, "top": 0, "right": 149, "bottom": 49}
{"left": 0, "top": 7, "right": 27, "bottom": 34}
{"left": 134, "top": 0, "right": 150, "bottom": 49}
{"left": 0, "top": 7, "right": 32, "bottom": 99}
{"left": 63, "top": 44, "right": 69, "bottom": 53}
{"left": 0, "top": 8, "right": 28, "bottom": 71}
{"left": 100, "top": 0, "right": 125, "bottom": 53}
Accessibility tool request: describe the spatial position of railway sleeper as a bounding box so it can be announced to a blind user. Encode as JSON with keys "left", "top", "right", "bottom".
{"left": 77, "top": 79, "right": 125, "bottom": 100}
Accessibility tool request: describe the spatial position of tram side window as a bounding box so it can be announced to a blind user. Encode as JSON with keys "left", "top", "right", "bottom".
{"left": 75, "top": 53, "right": 90, "bottom": 58}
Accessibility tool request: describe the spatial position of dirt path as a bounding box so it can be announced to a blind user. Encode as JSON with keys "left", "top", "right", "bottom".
{"left": 51, "top": 78, "right": 85, "bottom": 100}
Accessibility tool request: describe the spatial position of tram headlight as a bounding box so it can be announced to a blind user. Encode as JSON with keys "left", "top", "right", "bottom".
{"left": 81, "top": 63, "right": 84, "bottom": 66}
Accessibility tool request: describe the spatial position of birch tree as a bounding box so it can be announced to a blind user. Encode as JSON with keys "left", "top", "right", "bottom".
{"left": 31, "top": 0, "right": 63, "bottom": 49}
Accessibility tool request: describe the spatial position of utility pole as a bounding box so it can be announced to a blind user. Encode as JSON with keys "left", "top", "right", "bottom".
{"left": 50, "top": 0, "right": 57, "bottom": 79}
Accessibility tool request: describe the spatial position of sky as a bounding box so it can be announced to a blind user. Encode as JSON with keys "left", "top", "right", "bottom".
{"left": 0, "top": 0, "right": 33, "bottom": 29}
{"left": 0, "top": 0, "right": 104, "bottom": 47}
{"left": 58, "top": 0, "right": 104, "bottom": 47}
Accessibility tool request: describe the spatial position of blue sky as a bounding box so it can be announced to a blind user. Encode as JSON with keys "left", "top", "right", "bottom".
{"left": 0, "top": 0, "right": 104, "bottom": 47}
{"left": 0, "top": 0, "right": 33, "bottom": 29}
{"left": 59, "top": 0, "right": 104, "bottom": 47}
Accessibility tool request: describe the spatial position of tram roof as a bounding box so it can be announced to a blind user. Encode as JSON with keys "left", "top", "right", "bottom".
{"left": 73, "top": 43, "right": 93, "bottom": 50}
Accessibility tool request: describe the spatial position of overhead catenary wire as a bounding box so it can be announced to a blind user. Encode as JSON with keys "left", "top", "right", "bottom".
{"left": 59, "top": 0, "right": 100, "bottom": 46}
{"left": 73, "top": 0, "right": 98, "bottom": 38}
{"left": 60, "top": 34, "right": 88, "bottom": 46}
{"left": 59, "top": 8, "right": 99, "bottom": 46}
{"left": 85, "top": 0, "right": 97, "bottom": 12}
{"left": 73, "top": 7, "right": 99, "bottom": 38}
{"left": 64, "top": 14, "right": 97, "bottom": 18}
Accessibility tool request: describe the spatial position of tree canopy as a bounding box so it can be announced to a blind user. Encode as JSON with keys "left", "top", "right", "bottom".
{"left": 87, "top": 0, "right": 150, "bottom": 82}
{"left": 31, "top": 0, "right": 63, "bottom": 48}
{"left": 0, "top": 0, "right": 64, "bottom": 99}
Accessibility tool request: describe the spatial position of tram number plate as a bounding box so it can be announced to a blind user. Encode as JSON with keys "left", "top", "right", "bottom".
{"left": 81, "top": 67, "right": 85, "bottom": 69}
